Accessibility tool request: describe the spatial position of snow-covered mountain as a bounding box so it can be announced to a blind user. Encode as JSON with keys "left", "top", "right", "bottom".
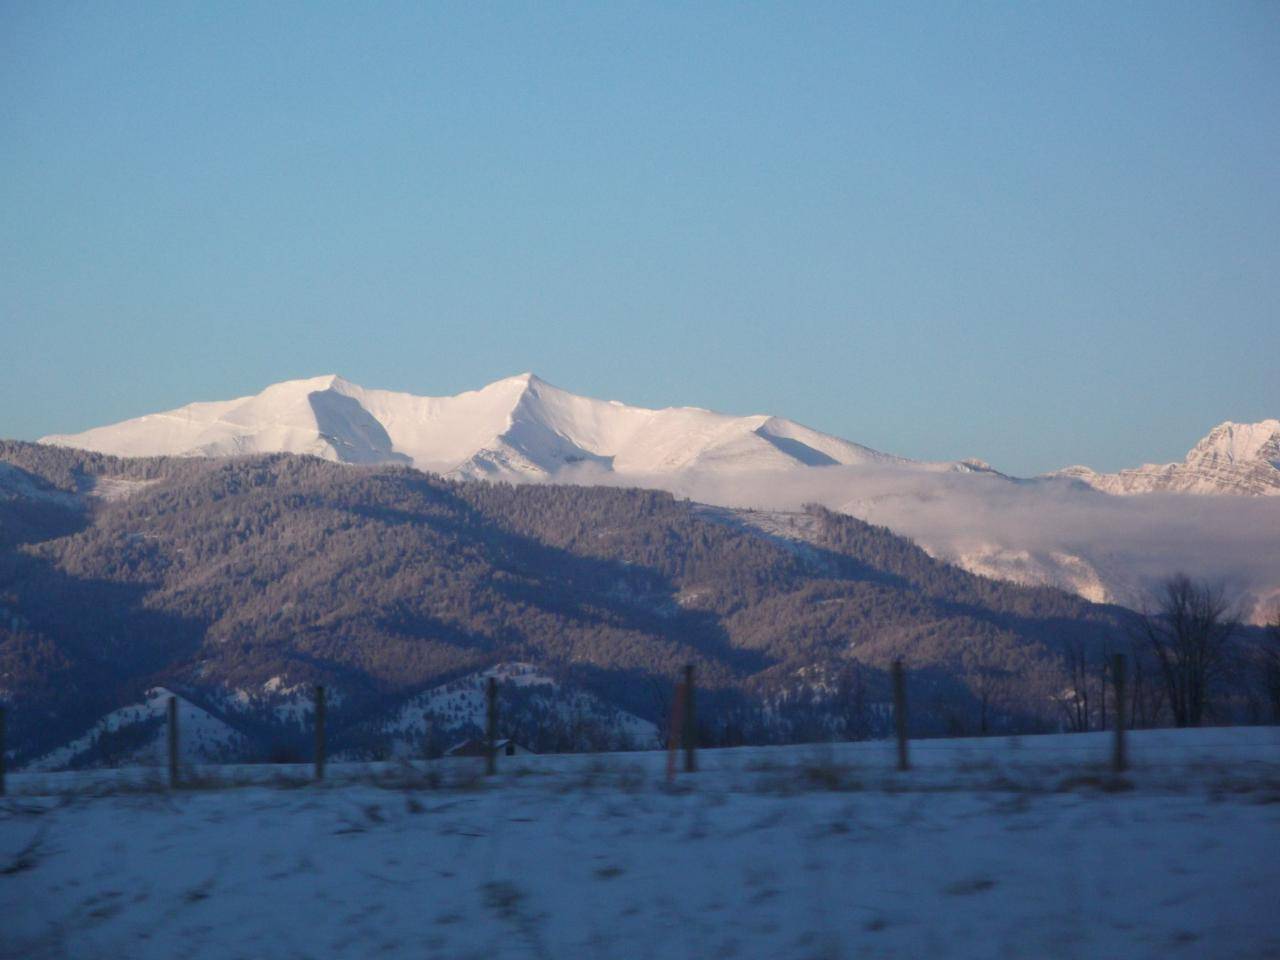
{"left": 37, "top": 375, "right": 1280, "bottom": 621}
{"left": 1053, "top": 420, "right": 1280, "bottom": 496}
{"left": 40, "top": 373, "right": 947, "bottom": 480}
{"left": 42, "top": 373, "right": 1277, "bottom": 497}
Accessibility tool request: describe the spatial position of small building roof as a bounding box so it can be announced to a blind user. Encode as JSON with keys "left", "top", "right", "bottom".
{"left": 445, "top": 737, "right": 525, "bottom": 757}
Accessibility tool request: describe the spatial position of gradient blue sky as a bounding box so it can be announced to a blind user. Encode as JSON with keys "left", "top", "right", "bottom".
{"left": 3, "top": 1, "right": 1277, "bottom": 475}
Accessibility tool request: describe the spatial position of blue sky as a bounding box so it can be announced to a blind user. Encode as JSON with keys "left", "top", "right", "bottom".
{"left": 2, "top": 1, "right": 1277, "bottom": 475}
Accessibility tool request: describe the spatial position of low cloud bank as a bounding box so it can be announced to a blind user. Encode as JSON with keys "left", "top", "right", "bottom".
{"left": 556, "top": 463, "right": 1280, "bottom": 622}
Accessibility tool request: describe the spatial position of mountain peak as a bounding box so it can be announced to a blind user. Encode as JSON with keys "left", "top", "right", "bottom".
{"left": 39, "top": 372, "right": 909, "bottom": 480}
{"left": 494, "top": 371, "right": 538, "bottom": 387}
{"left": 41, "top": 373, "right": 1276, "bottom": 496}
{"left": 1190, "top": 419, "right": 1280, "bottom": 467}
{"left": 270, "top": 373, "right": 355, "bottom": 392}
{"left": 1051, "top": 418, "right": 1280, "bottom": 496}
{"left": 321, "top": 373, "right": 356, "bottom": 392}
{"left": 472, "top": 371, "right": 555, "bottom": 401}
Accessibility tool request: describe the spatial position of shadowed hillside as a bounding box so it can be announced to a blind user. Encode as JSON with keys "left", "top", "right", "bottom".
{"left": 1, "top": 441, "right": 1138, "bottom": 762}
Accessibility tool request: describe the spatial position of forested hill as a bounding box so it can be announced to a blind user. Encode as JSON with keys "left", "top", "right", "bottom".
{"left": 0, "top": 440, "right": 1123, "bottom": 762}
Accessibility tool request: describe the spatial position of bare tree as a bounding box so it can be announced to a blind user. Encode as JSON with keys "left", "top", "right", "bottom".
{"left": 1124, "top": 635, "right": 1167, "bottom": 728}
{"left": 1098, "top": 645, "right": 1112, "bottom": 731}
{"left": 1132, "top": 574, "right": 1240, "bottom": 727}
{"left": 962, "top": 646, "right": 1014, "bottom": 736}
{"left": 1060, "top": 638, "right": 1092, "bottom": 732}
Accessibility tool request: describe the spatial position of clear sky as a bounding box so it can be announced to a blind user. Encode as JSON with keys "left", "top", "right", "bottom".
{"left": 2, "top": 2, "right": 1277, "bottom": 475}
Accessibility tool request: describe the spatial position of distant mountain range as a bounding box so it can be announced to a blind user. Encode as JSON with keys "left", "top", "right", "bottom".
{"left": 40, "top": 372, "right": 929, "bottom": 478}
{"left": 37, "top": 375, "right": 1280, "bottom": 620}
{"left": 41, "top": 373, "right": 1280, "bottom": 495}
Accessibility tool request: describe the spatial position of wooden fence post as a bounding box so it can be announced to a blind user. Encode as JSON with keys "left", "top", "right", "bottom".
{"left": 683, "top": 664, "right": 697, "bottom": 774}
{"left": 1111, "top": 654, "right": 1127, "bottom": 774}
{"left": 666, "top": 675, "right": 684, "bottom": 782}
{"left": 485, "top": 676, "right": 498, "bottom": 776}
{"left": 167, "top": 695, "right": 179, "bottom": 788}
{"left": 314, "top": 685, "right": 326, "bottom": 782}
{"left": 892, "top": 659, "right": 909, "bottom": 772}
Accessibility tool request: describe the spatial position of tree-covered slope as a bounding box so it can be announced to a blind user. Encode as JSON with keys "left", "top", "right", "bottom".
{"left": 0, "top": 441, "right": 1123, "bottom": 762}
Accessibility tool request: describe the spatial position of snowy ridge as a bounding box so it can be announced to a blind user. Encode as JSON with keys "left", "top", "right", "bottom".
{"left": 1054, "top": 418, "right": 1280, "bottom": 496}
{"left": 215, "top": 675, "right": 340, "bottom": 726}
{"left": 40, "top": 373, "right": 933, "bottom": 480}
{"left": 376, "top": 663, "right": 660, "bottom": 755}
{"left": 26, "top": 687, "right": 245, "bottom": 771}
{"left": 42, "top": 372, "right": 1277, "bottom": 494}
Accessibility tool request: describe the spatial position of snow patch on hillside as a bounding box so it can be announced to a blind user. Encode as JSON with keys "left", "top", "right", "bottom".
{"left": 87, "top": 476, "right": 158, "bottom": 501}
{"left": 0, "top": 463, "right": 81, "bottom": 507}
{"left": 26, "top": 688, "right": 245, "bottom": 771}
{"left": 378, "top": 663, "right": 659, "bottom": 754}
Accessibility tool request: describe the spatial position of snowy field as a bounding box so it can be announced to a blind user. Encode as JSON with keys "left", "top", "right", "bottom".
{"left": 4, "top": 728, "right": 1279, "bottom": 960}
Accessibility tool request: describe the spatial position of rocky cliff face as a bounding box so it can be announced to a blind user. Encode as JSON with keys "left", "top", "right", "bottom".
{"left": 1055, "top": 420, "right": 1280, "bottom": 496}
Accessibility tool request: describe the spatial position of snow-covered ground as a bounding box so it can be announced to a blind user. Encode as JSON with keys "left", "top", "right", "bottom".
{"left": 3, "top": 728, "right": 1278, "bottom": 960}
